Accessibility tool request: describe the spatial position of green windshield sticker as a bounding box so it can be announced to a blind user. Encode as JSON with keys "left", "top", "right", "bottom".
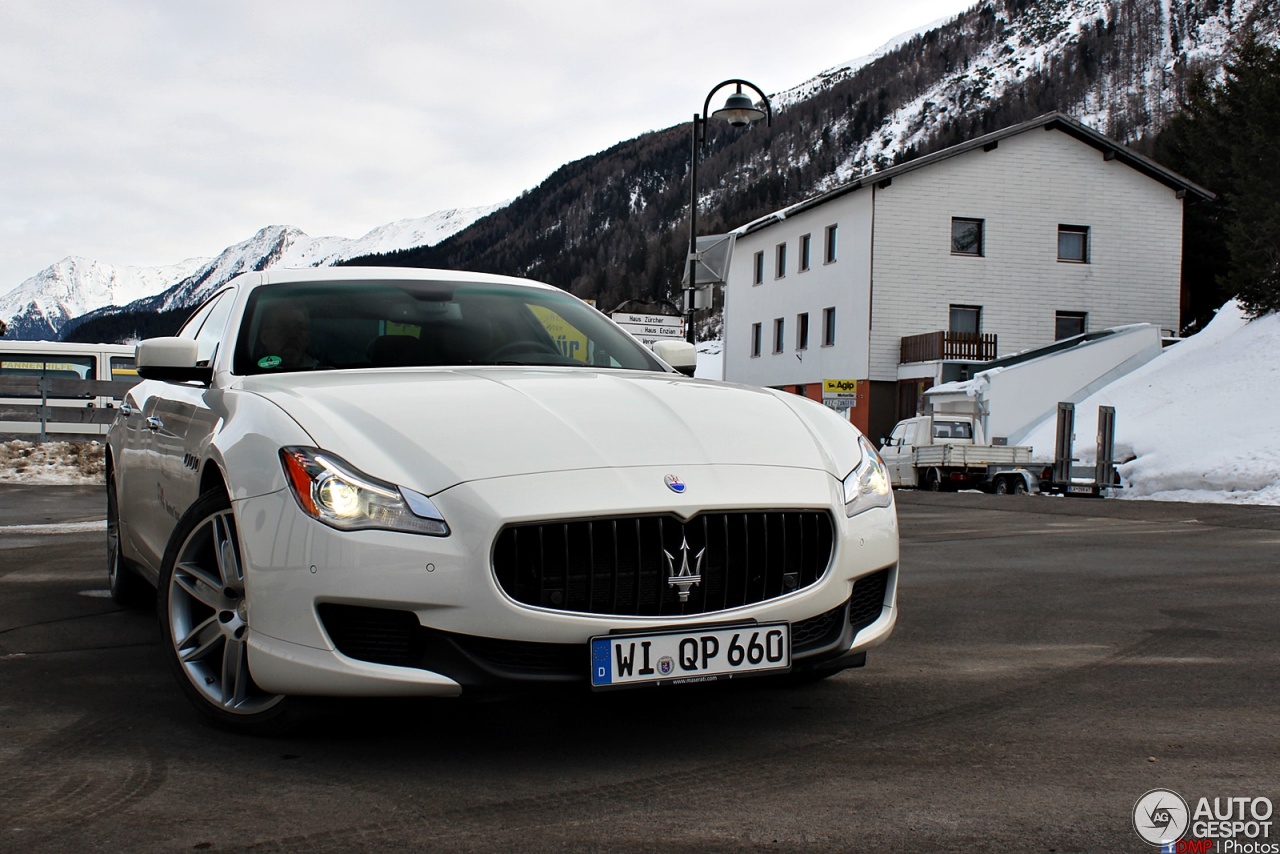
{"left": 257, "top": 355, "right": 283, "bottom": 369}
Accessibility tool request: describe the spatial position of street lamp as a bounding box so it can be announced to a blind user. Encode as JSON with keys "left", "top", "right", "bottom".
{"left": 685, "top": 80, "right": 772, "bottom": 344}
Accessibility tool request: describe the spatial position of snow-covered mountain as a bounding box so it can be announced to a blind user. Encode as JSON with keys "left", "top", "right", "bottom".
{"left": 0, "top": 256, "right": 209, "bottom": 340}
{"left": 1, "top": 204, "right": 503, "bottom": 341}
{"left": 777, "top": 0, "right": 1275, "bottom": 186}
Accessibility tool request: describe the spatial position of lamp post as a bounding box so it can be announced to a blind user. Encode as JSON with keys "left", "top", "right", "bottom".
{"left": 685, "top": 79, "right": 772, "bottom": 344}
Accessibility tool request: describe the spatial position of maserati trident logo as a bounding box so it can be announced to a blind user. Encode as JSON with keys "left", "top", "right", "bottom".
{"left": 663, "top": 534, "right": 704, "bottom": 602}
{"left": 664, "top": 474, "right": 686, "bottom": 493}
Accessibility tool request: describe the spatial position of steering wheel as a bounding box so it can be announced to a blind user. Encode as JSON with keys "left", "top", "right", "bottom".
{"left": 488, "top": 340, "right": 564, "bottom": 361}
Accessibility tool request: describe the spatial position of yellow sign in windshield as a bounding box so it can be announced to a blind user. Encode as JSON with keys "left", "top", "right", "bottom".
{"left": 529, "top": 306, "right": 588, "bottom": 362}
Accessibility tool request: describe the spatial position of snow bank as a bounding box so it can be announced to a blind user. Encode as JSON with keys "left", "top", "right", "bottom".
{"left": 1021, "top": 302, "right": 1280, "bottom": 505}
{"left": 0, "top": 440, "right": 105, "bottom": 484}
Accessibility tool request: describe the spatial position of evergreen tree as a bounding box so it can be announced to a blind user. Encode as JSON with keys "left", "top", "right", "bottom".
{"left": 1153, "top": 29, "right": 1280, "bottom": 323}
{"left": 1221, "top": 31, "right": 1280, "bottom": 317}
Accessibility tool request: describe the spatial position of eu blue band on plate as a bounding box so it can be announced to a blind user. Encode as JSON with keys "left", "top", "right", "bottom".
{"left": 590, "top": 639, "right": 612, "bottom": 685}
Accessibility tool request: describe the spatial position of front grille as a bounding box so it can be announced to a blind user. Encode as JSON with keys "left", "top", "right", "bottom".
{"left": 493, "top": 511, "right": 834, "bottom": 617}
{"left": 318, "top": 603, "right": 423, "bottom": 666}
{"left": 847, "top": 568, "right": 891, "bottom": 635}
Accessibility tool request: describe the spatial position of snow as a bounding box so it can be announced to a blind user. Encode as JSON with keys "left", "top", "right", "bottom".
{"left": 0, "top": 256, "right": 209, "bottom": 334}
{"left": 0, "top": 440, "right": 105, "bottom": 485}
{"left": 2, "top": 304, "right": 1276, "bottom": 508}
{"left": 1, "top": 203, "right": 505, "bottom": 339}
{"left": 695, "top": 339, "right": 725, "bottom": 381}
{"left": 1019, "top": 302, "right": 1280, "bottom": 505}
{"left": 773, "top": 15, "right": 962, "bottom": 109}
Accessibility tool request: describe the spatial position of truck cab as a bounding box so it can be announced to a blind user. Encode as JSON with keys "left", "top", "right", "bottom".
{"left": 880, "top": 415, "right": 979, "bottom": 487}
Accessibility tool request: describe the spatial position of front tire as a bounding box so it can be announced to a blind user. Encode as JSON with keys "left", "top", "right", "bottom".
{"left": 158, "top": 489, "right": 291, "bottom": 734}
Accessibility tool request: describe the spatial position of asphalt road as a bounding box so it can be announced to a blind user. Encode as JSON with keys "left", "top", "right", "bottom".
{"left": 2, "top": 484, "right": 1278, "bottom": 852}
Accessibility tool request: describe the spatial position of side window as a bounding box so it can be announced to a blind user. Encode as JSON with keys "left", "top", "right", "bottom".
{"left": 187, "top": 291, "right": 234, "bottom": 365}
{"left": 0, "top": 353, "right": 96, "bottom": 399}
{"left": 1058, "top": 225, "right": 1089, "bottom": 263}
{"left": 177, "top": 299, "right": 217, "bottom": 340}
{"left": 889, "top": 423, "right": 906, "bottom": 446}
{"left": 951, "top": 218, "right": 984, "bottom": 256}
{"left": 932, "top": 420, "right": 972, "bottom": 439}
{"left": 902, "top": 422, "right": 919, "bottom": 446}
{"left": 1056, "top": 311, "right": 1087, "bottom": 340}
{"left": 110, "top": 356, "right": 137, "bottom": 379}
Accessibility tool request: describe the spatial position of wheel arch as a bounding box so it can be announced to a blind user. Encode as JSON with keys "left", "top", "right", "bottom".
{"left": 199, "top": 459, "right": 230, "bottom": 499}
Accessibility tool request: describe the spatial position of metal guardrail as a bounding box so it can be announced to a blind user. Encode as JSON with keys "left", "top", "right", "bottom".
{"left": 0, "top": 377, "right": 140, "bottom": 442}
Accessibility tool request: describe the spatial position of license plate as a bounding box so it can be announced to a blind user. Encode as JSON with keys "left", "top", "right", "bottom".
{"left": 590, "top": 623, "right": 790, "bottom": 689}
{"left": 1068, "top": 485, "right": 1094, "bottom": 494}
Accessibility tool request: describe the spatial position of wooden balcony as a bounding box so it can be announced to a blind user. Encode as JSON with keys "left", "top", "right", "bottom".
{"left": 900, "top": 330, "right": 997, "bottom": 364}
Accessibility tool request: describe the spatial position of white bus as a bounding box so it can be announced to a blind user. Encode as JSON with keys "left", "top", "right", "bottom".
{"left": 0, "top": 340, "right": 138, "bottom": 437}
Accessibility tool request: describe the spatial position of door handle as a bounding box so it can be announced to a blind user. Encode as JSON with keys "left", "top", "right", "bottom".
{"left": 145, "top": 416, "right": 164, "bottom": 432}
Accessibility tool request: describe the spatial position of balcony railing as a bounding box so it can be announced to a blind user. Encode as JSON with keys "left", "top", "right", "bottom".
{"left": 900, "top": 331, "right": 997, "bottom": 364}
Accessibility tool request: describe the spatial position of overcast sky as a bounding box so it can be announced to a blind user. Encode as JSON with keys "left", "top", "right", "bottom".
{"left": 0, "top": 0, "right": 976, "bottom": 290}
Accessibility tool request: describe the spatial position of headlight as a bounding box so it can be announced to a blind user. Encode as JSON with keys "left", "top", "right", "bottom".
{"left": 280, "top": 447, "right": 449, "bottom": 536}
{"left": 842, "top": 435, "right": 893, "bottom": 517}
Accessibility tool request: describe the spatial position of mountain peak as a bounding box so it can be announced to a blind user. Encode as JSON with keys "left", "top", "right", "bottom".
{"left": 0, "top": 204, "right": 503, "bottom": 340}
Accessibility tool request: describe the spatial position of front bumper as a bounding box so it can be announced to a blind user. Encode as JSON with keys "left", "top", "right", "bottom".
{"left": 236, "top": 464, "right": 899, "bottom": 696}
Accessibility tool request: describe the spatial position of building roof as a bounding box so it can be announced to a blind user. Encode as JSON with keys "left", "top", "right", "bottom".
{"left": 737, "top": 112, "right": 1215, "bottom": 237}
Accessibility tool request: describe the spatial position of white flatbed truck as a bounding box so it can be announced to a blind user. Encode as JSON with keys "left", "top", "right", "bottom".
{"left": 878, "top": 414, "right": 1045, "bottom": 494}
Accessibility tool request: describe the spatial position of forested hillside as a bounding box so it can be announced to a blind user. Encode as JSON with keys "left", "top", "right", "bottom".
{"left": 348, "top": 0, "right": 1279, "bottom": 328}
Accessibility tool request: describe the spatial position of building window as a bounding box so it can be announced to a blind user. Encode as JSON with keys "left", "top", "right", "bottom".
{"left": 949, "top": 305, "right": 982, "bottom": 334}
{"left": 1058, "top": 225, "right": 1089, "bottom": 262}
{"left": 750, "top": 323, "right": 762, "bottom": 357}
{"left": 824, "top": 225, "right": 838, "bottom": 264}
{"left": 822, "top": 307, "right": 836, "bottom": 346}
{"left": 951, "top": 217, "right": 984, "bottom": 256}
{"left": 799, "top": 234, "right": 811, "bottom": 271}
{"left": 753, "top": 251, "right": 764, "bottom": 285}
{"left": 773, "top": 318, "right": 785, "bottom": 353}
{"left": 1055, "top": 311, "right": 1087, "bottom": 340}
{"left": 775, "top": 243, "right": 787, "bottom": 279}
{"left": 796, "top": 312, "right": 809, "bottom": 350}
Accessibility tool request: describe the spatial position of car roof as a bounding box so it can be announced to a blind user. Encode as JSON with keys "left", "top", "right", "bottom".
{"left": 230, "top": 266, "right": 561, "bottom": 294}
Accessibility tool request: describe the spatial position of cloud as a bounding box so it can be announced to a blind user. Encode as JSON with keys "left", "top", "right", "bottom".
{"left": 0, "top": 0, "right": 975, "bottom": 288}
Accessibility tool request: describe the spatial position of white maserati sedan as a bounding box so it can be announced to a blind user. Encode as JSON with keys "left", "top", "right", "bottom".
{"left": 106, "top": 267, "right": 898, "bottom": 732}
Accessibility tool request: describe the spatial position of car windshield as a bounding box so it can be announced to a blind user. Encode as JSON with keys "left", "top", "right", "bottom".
{"left": 233, "top": 280, "right": 667, "bottom": 376}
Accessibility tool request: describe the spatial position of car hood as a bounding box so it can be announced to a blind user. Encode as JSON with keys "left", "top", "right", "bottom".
{"left": 236, "top": 367, "right": 861, "bottom": 495}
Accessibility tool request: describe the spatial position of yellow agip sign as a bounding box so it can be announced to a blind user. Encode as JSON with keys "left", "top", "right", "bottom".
{"left": 823, "top": 378, "right": 859, "bottom": 399}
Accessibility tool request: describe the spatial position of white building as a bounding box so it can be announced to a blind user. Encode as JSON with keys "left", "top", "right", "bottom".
{"left": 721, "top": 112, "right": 1212, "bottom": 443}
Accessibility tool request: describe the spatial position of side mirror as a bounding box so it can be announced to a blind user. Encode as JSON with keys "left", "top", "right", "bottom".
{"left": 880, "top": 436, "right": 892, "bottom": 447}
{"left": 650, "top": 339, "right": 697, "bottom": 377}
{"left": 136, "top": 337, "right": 212, "bottom": 384}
